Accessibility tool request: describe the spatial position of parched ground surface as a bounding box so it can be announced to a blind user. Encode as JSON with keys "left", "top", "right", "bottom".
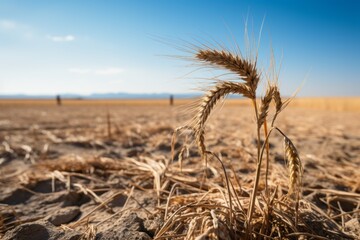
{"left": 0, "top": 100, "right": 359, "bottom": 239}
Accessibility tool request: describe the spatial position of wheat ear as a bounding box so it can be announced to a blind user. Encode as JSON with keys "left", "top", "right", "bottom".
{"left": 271, "top": 85, "right": 287, "bottom": 127}
{"left": 273, "top": 85, "right": 282, "bottom": 113}
{"left": 196, "top": 49, "right": 260, "bottom": 95}
{"left": 195, "top": 81, "right": 253, "bottom": 158}
{"left": 284, "top": 137, "right": 303, "bottom": 194}
{"left": 258, "top": 85, "right": 274, "bottom": 128}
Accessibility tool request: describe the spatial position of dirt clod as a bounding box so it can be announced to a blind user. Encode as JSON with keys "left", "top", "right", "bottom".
{"left": 46, "top": 206, "right": 80, "bottom": 226}
{"left": 97, "top": 213, "right": 151, "bottom": 240}
{"left": 3, "top": 220, "right": 81, "bottom": 240}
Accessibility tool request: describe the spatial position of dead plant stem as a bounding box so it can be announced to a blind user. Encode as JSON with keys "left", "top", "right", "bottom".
{"left": 247, "top": 98, "right": 261, "bottom": 235}
{"left": 264, "top": 119, "right": 270, "bottom": 197}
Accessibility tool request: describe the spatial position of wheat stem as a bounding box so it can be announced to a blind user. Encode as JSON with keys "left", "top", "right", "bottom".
{"left": 206, "top": 151, "right": 234, "bottom": 228}
{"left": 247, "top": 126, "right": 297, "bottom": 228}
{"left": 247, "top": 98, "right": 261, "bottom": 233}
{"left": 263, "top": 119, "right": 270, "bottom": 196}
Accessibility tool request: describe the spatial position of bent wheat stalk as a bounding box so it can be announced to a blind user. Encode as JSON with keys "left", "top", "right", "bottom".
{"left": 194, "top": 81, "right": 253, "bottom": 158}
{"left": 195, "top": 48, "right": 262, "bottom": 172}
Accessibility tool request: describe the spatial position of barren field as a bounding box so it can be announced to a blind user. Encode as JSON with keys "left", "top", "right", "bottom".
{"left": 0, "top": 98, "right": 359, "bottom": 239}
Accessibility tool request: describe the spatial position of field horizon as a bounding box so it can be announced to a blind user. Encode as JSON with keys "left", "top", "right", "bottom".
{"left": 1, "top": 97, "right": 359, "bottom": 112}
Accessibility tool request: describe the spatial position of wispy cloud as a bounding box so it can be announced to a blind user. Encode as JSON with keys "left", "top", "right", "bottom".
{"left": 47, "top": 35, "right": 75, "bottom": 42}
{"left": 68, "top": 67, "right": 124, "bottom": 76}
{"left": 0, "top": 19, "right": 35, "bottom": 39}
{"left": 0, "top": 20, "right": 17, "bottom": 30}
{"left": 95, "top": 68, "right": 124, "bottom": 75}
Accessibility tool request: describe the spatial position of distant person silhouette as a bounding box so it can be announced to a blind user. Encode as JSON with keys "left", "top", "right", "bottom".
{"left": 170, "top": 94, "right": 174, "bottom": 106}
{"left": 56, "top": 95, "right": 62, "bottom": 106}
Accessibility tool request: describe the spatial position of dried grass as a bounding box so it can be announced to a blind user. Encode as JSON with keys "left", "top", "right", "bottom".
{"left": 1, "top": 126, "right": 357, "bottom": 239}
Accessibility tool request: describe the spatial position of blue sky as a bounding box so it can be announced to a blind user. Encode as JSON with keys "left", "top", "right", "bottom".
{"left": 0, "top": 0, "right": 359, "bottom": 96}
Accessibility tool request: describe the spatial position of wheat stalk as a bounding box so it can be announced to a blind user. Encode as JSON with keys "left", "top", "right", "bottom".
{"left": 171, "top": 44, "right": 305, "bottom": 237}
{"left": 195, "top": 81, "right": 253, "bottom": 157}
{"left": 196, "top": 49, "right": 260, "bottom": 95}
{"left": 259, "top": 85, "right": 274, "bottom": 196}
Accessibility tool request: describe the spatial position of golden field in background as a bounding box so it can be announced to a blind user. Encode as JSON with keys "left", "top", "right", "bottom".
{"left": 0, "top": 97, "right": 359, "bottom": 111}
